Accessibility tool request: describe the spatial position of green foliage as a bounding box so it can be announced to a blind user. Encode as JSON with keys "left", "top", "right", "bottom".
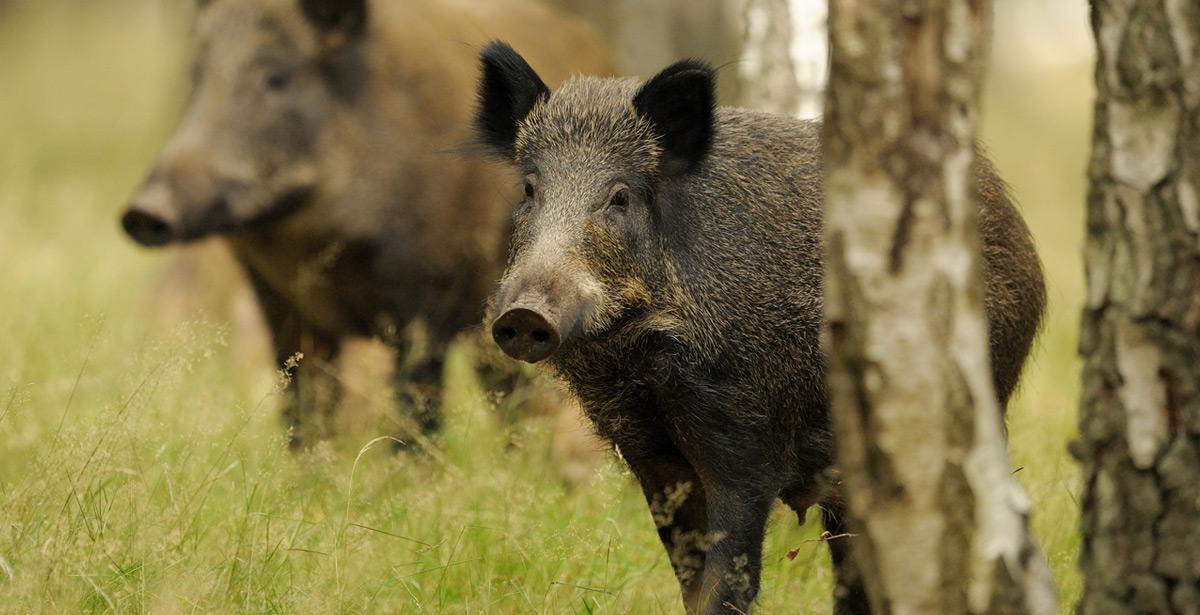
{"left": 0, "top": 1, "right": 1087, "bottom": 611}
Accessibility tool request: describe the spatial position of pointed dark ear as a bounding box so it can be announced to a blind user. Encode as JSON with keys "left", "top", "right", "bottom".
{"left": 633, "top": 60, "right": 717, "bottom": 176}
{"left": 299, "top": 0, "right": 367, "bottom": 39}
{"left": 475, "top": 41, "right": 550, "bottom": 158}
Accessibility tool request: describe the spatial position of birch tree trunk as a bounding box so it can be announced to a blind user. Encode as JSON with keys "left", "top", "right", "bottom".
{"left": 738, "top": 0, "right": 827, "bottom": 118}
{"left": 822, "top": 1, "right": 1057, "bottom": 612}
{"left": 1076, "top": 1, "right": 1200, "bottom": 613}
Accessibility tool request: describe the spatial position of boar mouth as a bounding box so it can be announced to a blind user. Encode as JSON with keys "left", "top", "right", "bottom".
{"left": 240, "top": 187, "right": 315, "bottom": 230}
{"left": 179, "top": 187, "right": 315, "bottom": 241}
{"left": 586, "top": 306, "right": 649, "bottom": 343}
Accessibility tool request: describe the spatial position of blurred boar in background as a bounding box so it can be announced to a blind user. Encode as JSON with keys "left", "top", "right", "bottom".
{"left": 121, "top": 0, "right": 613, "bottom": 447}
{"left": 476, "top": 43, "right": 1045, "bottom": 612}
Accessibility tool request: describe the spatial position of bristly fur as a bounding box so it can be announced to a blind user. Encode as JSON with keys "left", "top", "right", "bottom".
{"left": 480, "top": 43, "right": 1046, "bottom": 613}
{"left": 515, "top": 78, "right": 661, "bottom": 177}
{"left": 476, "top": 41, "right": 551, "bottom": 157}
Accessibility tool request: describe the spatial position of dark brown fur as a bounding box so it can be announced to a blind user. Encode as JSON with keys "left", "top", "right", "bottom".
{"left": 477, "top": 49, "right": 1045, "bottom": 614}
{"left": 122, "top": 0, "right": 614, "bottom": 444}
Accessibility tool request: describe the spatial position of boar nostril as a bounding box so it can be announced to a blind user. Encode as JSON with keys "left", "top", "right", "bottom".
{"left": 498, "top": 326, "right": 518, "bottom": 342}
{"left": 531, "top": 329, "right": 550, "bottom": 343}
{"left": 121, "top": 209, "right": 173, "bottom": 247}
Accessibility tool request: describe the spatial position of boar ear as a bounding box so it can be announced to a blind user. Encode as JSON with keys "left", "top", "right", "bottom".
{"left": 475, "top": 41, "right": 550, "bottom": 158}
{"left": 633, "top": 60, "right": 716, "bottom": 176}
{"left": 299, "top": 0, "right": 367, "bottom": 39}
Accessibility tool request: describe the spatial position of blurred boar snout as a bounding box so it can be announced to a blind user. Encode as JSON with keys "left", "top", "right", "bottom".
{"left": 122, "top": 179, "right": 179, "bottom": 247}
{"left": 121, "top": 145, "right": 235, "bottom": 247}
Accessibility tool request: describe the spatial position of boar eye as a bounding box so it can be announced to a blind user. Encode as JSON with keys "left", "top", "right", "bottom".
{"left": 607, "top": 188, "right": 630, "bottom": 213}
{"left": 264, "top": 70, "right": 290, "bottom": 91}
{"left": 523, "top": 179, "right": 536, "bottom": 200}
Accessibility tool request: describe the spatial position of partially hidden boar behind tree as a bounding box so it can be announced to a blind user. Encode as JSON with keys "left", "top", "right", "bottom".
{"left": 475, "top": 42, "right": 1045, "bottom": 613}
{"left": 120, "top": 0, "right": 613, "bottom": 446}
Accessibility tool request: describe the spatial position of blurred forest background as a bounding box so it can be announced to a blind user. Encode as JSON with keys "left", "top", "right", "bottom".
{"left": 0, "top": 0, "right": 1092, "bottom": 611}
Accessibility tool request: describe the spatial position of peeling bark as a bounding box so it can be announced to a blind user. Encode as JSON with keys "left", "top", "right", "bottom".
{"left": 1077, "top": 1, "right": 1200, "bottom": 613}
{"left": 823, "top": 1, "right": 1057, "bottom": 613}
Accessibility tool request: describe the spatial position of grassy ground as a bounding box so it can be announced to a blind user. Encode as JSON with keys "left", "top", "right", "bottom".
{"left": 0, "top": 1, "right": 1091, "bottom": 612}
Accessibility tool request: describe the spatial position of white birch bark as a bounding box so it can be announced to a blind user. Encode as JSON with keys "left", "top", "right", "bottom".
{"left": 823, "top": 1, "right": 1057, "bottom": 612}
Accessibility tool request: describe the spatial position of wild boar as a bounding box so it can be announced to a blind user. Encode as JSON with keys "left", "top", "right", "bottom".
{"left": 121, "top": 0, "right": 613, "bottom": 446}
{"left": 475, "top": 42, "right": 1045, "bottom": 613}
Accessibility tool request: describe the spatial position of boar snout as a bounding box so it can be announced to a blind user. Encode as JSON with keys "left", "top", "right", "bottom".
{"left": 492, "top": 303, "right": 561, "bottom": 363}
{"left": 492, "top": 279, "right": 594, "bottom": 363}
{"left": 121, "top": 208, "right": 174, "bottom": 247}
{"left": 122, "top": 181, "right": 180, "bottom": 247}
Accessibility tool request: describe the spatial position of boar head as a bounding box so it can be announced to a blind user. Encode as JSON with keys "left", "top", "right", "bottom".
{"left": 122, "top": 0, "right": 366, "bottom": 246}
{"left": 475, "top": 42, "right": 716, "bottom": 364}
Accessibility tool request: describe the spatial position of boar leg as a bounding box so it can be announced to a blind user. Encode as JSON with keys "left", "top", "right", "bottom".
{"left": 624, "top": 450, "right": 711, "bottom": 610}
{"left": 246, "top": 270, "right": 342, "bottom": 449}
{"left": 608, "top": 411, "right": 711, "bottom": 611}
{"left": 821, "top": 501, "right": 873, "bottom": 615}
{"left": 392, "top": 347, "right": 444, "bottom": 447}
{"left": 693, "top": 483, "right": 774, "bottom": 614}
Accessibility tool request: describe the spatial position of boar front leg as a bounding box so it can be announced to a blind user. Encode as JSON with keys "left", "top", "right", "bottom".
{"left": 611, "top": 419, "right": 710, "bottom": 611}
{"left": 632, "top": 454, "right": 710, "bottom": 608}
{"left": 389, "top": 323, "right": 451, "bottom": 449}
{"left": 392, "top": 349, "right": 443, "bottom": 447}
{"left": 246, "top": 270, "right": 342, "bottom": 449}
{"left": 692, "top": 481, "right": 774, "bottom": 614}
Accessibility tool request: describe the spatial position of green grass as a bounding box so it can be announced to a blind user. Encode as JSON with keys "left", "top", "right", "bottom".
{"left": 0, "top": 1, "right": 1090, "bottom": 612}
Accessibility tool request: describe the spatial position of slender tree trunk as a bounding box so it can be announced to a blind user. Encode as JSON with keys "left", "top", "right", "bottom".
{"left": 738, "top": 0, "right": 800, "bottom": 115}
{"left": 1076, "top": 1, "right": 1200, "bottom": 613}
{"left": 787, "top": 0, "right": 828, "bottom": 118}
{"left": 822, "top": 1, "right": 1057, "bottom": 612}
{"left": 738, "top": 0, "right": 827, "bottom": 118}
